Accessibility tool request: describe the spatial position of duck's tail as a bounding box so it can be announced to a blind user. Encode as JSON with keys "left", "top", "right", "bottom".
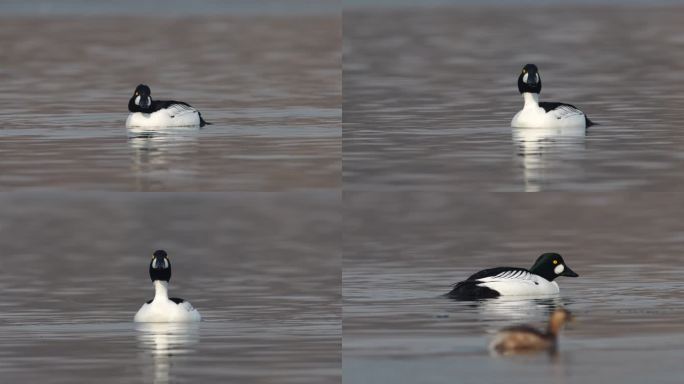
{"left": 199, "top": 112, "right": 211, "bottom": 127}
{"left": 445, "top": 281, "right": 500, "bottom": 300}
{"left": 585, "top": 116, "right": 597, "bottom": 128}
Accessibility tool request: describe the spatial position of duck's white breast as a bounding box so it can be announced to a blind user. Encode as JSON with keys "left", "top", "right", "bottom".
{"left": 134, "top": 299, "right": 202, "bottom": 323}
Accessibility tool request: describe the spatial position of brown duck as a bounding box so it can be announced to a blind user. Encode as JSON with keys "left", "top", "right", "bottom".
{"left": 489, "top": 308, "right": 573, "bottom": 355}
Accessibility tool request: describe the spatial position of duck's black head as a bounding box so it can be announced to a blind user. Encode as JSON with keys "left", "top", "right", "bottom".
{"left": 529, "top": 252, "right": 578, "bottom": 281}
{"left": 149, "top": 249, "right": 171, "bottom": 282}
{"left": 517, "top": 64, "right": 541, "bottom": 94}
{"left": 129, "top": 84, "right": 152, "bottom": 111}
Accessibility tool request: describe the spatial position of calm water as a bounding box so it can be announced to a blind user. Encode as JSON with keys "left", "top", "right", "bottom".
{"left": 343, "top": 193, "right": 684, "bottom": 383}
{"left": 343, "top": 5, "right": 684, "bottom": 191}
{"left": 0, "top": 10, "right": 340, "bottom": 191}
{"left": 0, "top": 192, "right": 340, "bottom": 383}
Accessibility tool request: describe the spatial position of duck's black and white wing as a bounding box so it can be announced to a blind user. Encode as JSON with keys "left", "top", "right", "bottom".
{"left": 447, "top": 267, "right": 532, "bottom": 299}
{"left": 171, "top": 297, "right": 195, "bottom": 312}
{"left": 153, "top": 100, "right": 197, "bottom": 117}
{"left": 151, "top": 100, "right": 209, "bottom": 127}
{"left": 474, "top": 268, "right": 538, "bottom": 291}
{"left": 170, "top": 297, "right": 201, "bottom": 319}
{"left": 540, "top": 102, "right": 594, "bottom": 127}
{"left": 463, "top": 267, "right": 531, "bottom": 282}
{"left": 447, "top": 267, "right": 537, "bottom": 300}
{"left": 472, "top": 267, "right": 534, "bottom": 283}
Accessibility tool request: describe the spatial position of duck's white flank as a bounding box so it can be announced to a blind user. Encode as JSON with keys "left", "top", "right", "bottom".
{"left": 134, "top": 281, "right": 201, "bottom": 323}
{"left": 126, "top": 104, "right": 201, "bottom": 128}
{"left": 511, "top": 93, "right": 586, "bottom": 129}
{"left": 477, "top": 270, "right": 560, "bottom": 296}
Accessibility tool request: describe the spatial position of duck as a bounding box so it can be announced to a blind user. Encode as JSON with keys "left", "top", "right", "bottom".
{"left": 511, "top": 64, "right": 595, "bottom": 129}
{"left": 134, "top": 250, "right": 201, "bottom": 322}
{"left": 126, "top": 84, "right": 210, "bottom": 128}
{"left": 446, "top": 252, "right": 578, "bottom": 300}
{"left": 489, "top": 308, "right": 573, "bottom": 355}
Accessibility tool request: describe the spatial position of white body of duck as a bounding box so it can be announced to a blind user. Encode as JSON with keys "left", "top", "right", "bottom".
{"left": 511, "top": 93, "right": 588, "bottom": 129}
{"left": 134, "top": 281, "right": 201, "bottom": 323}
{"left": 474, "top": 270, "right": 560, "bottom": 296}
{"left": 126, "top": 105, "right": 202, "bottom": 128}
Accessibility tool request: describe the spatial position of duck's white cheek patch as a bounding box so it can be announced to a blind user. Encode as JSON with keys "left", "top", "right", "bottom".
{"left": 554, "top": 264, "right": 565, "bottom": 275}
{"left": 163, "top": 259, "right": 169, "bottom": 268}
{"left": 135, "top": 95, "right": 141, "bottom": 105}
{"left": 523, "top": 73, "right": 529, "bottom": 82}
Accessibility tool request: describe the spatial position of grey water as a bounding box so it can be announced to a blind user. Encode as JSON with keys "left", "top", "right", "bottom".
{"left": 343, "top": 193, "right": 684, "bottom": 384}
{"left": 0, "top": 2, "right": 340, "bottom": 191}
{"left": 0, "top": 192, "right": 340, "bottom": 383}
{"left": 343, "top": 4, "right": 684, "bottom": 191}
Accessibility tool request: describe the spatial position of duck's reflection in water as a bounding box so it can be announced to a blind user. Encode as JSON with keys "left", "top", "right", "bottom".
{"left": 462, "top": 295, "right": 564, "bottom": 325}
{"left": 512, "top": 126, "right": 586, "bottom": 192}
{"left": 135, "top": 322, "right": 200, "bottom": 384}
{"left": 127, "top": 127, "right": 201, "bottom": 188}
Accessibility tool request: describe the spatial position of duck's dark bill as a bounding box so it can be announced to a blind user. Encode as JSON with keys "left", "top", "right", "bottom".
{"left": 152, "top": 258, "right": 166, "bottom": 269}
{"left": 561, "top": 267, "right": 579, "bottom": 277}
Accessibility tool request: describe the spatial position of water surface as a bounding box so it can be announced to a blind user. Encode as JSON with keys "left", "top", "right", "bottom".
{"left": 343, "top": 5, "right": 684, "bottom": 191}
{"left": 0, "top": 192, "right": 340, "bottom": 383}
{"left": 343, "top": 193, "right": 684, "bottom": 383}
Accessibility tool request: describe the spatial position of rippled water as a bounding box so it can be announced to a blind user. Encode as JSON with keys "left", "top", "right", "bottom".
{"left": 0, "top": 10, "right": 340, "bottom": 191}
{"left": 343, "top": 5, "right": 684, "bottom": 191}
{"left": 0, "top": 193, "right": 340, "bottom": 383}
{"left": 343, "top": 193, "right": 684, "bottom": 383}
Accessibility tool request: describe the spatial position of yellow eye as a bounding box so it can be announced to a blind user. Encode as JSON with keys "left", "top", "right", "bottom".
{"left": 553, "top": 260, "right": 558, "bottom": 265}
{"left": 135, "top": 92, "right": 139, "bottom": 96}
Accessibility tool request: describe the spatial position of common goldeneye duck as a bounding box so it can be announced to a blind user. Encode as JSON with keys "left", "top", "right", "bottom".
{"left": 489, "top": 308, "right": 573, "bottom": 355}
{"left": 126, "top": 84, "right": 210, "bottom": 128}
{"left": 134, "top": 250, "right": 201, "bottom": 322}
{"left": 511, "top": 64, "right": 595, "bottom": 129}
{"left": 446, "top": 252, "right": 578, "bottom": 300}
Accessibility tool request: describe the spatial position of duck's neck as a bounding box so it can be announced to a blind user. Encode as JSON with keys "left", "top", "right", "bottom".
{"left": 128, "top": 97, "right": 153, "bottom": 113}
{"left": 529, "top": 264, "right": 557, "bottom": 282}
{"left": 523, "top": 92, "right": 540, "bottom": 109}
{"left": 547, "top": 318, "right": 563, "bottom": 337}
{"left": 153, "top": 280, "right": 169, "bottom": 301}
